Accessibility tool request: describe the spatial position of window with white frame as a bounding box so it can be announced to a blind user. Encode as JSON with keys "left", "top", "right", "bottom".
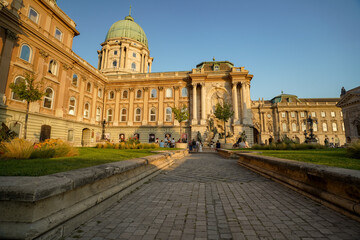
{"left": 181, "top": 87, "right": 188, "bottom": 97}
{"left": 313, "top": 122, "right": 318, "bottom": 132}
{"left": 55, "top": 28, "right": 63, "bottom": 41}
{"left": 331, "top": 112, "right": 335, "bottom": 117}
{"left": 107, "top": 109, "right": 113, "bottom": 122}
{"left": 108, "top": 91, "right": 115, "bottom": 100}
{"left": 43, "top": 88, "right": 54, "bottom": 109}
{"left": 11, "top": 76, "right": 25, "bottom": 101}
{"left": 98, "top": 88, "right": 102, "bottom": 98}
{"left": 122, "top": 90, "right": 128, "bottom": 99}
{"left": 20, "top": 44, "right": 31, "bottom": 62}
{"left": 300, "top": 112, "right": 305, "bottom": 118}
{"left": 342, "top": 122, "right": 345, "bottom": 131}
{"left": 149, "top": 108, "right": 156, "bottom": 122}
{"left": 131, "top": 62, "right": 136, "bottom": 70}
{"left": 134, "top": 108, "right": 141, "bottom": 122}
{"left": 281, "top": 112, "right": 286, "bottom": 118}
{"left": 48, "top": 60, "right": 58, "bottom": 75}
{"left": 136, "top": 90, "right": 142, "bottom": 99}
{"left": 150, "top": 88, "right": 157, "bottom": 98}
{"left": 72, "top": 74, "right": 78, "bottom": 86}
{"left": 292, "top": 123, "right": 297, "bottom": 132}
{"left": 332, "top": 122, "right": 337, "bottom": 132}
{"left": 84, "top": 102, "right": 90, "bottom": 118}
{"left": 68, "top": 97, "right": 76, "bottom": 115}
{"left": 311, "top": 112, "right": 316, "bottom": 117}
{"left": 120, "top": 108, "right": 127, "bottom": 122}
{"left": 301, "top": 122, "right": 306, "bottom": 131}
{"left": 322, "top": 122, "right": 328, "bottom": 132}
{"left": 28, "top": 7, "right": 39, "bottom": 23}
{"left": 86, "top": 82, "right": 91, "bottom": 92}
{"left": 282, "top": 123, "right": 287, "bottom": 132}
{"left": 321, "top": 112, "right": 326, "bottom": 117}
{"left": 96, "top": 107, "right": 101, "bottom": 121}
{"left": 291, "top": 112, "right": 295, "bottom": 118}
{"left": 113, "top": 60, "right": 117, "bottom": 68}
{"left": 165, "top": 107, "right": 172, "bottom": 122}
{"left": 165, "top": 88, "right": 173, "bottom": 98}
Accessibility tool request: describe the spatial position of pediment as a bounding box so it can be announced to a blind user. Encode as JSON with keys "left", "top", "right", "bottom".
{"left": 336, "top": 93, "right": 360, "bottom": 107}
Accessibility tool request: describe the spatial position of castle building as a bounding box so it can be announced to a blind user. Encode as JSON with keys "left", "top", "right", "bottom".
{"left": 0, "top": 0, "right": 345, "bottom": 146}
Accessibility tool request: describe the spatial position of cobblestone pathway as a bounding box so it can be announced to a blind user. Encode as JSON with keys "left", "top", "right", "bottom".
{"left": 66, "top": 153, "right": 360, "bottom": 240}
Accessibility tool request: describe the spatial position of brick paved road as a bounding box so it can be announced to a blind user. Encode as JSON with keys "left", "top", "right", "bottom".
{"left": 66, "top": 153, "right": 360, "bottom": 240}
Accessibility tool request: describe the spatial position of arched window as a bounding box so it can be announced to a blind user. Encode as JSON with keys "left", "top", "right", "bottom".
{"left": 181, "top": 87, "right": 188, "bottom": 97}
{"left": 20, "top": 44, "right": 31, "bottom": 62}
{"left": 68, "top": 97, "right": 76, "bottom": 115}
{"left": 282, "top": 123, "right": 287, "bottom": 132}
{"left": 291, "top": 123, "right": 297, "bottom": 132}
{"left": 113, "top": 60, "right": 117, "bottom": 68}
{"left": 71, "top": 74, "right": 78, "bottom": 87}
{"left": 48, "top": 60, "right": 58, "bottom": 75}
{"left": 120, "top": 108, "right": 127, "bottom": 122}
{"left": 332, "top": 122, "right": 337, "bottom": 132}
{"left": 131, "top": 62, "right": 136, "bottom": 70}
{"left": 122, "top": 90, "right": 128, "bottom": 99}
{"left": 322, "top": 122, "right": 328, "bottom": 132}
{"left": 313, "top": 122, "right": 318, "bottom": 132}
{"left": 136, "top": 89, "right": 142, "bottom": 99}
{"left": 150, "top": 88, "right": 157, "bottom": 98}
{"left": 86, "top": 82, "right": 92, "bottom": 92}
{"left": 28, "top": 7, "right": 39, "bottom": 23}
{"left": 107, "top": 109, "right": 113, "bottom": 122}
{"left": 149, "top": 108, "right": 156, "bottom": 122}
{"left": 96, "top": 107, "right": 101, "bottom": 121}
{"left": 43, "top": 88, "right": 54, "bottom": 109}
{"left": 108, "top": 91, "right": 115, "bottom": 99}
{"left": 98, "top": 88, "right": 102, "bottom": 98}
{"left": 11, "top": 76, "right": 25, "bottom": 101}
{"left": 84, "top": 102, "right": 90, "bottom": 118}
{"left": 301, "top": 122, "right": 306, "bottom": 132}
{"left": 165, "top": 88, "right": 173, "bottom": 98}
{"left": 165, "top": 107, "right": 172, "bottom": 122}
{"left": 134, "top": 108, "right": 141, "bottom": 122}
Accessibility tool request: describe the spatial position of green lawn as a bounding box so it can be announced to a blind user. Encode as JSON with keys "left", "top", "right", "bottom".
{"left": 245, "top": 148, "right": 360, "bottom": 170}
{"left": 0, "top": 148, "right": 173, "bottom": 176}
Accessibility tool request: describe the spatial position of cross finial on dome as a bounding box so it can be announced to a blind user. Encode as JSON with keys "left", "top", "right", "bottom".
{"left": 129, "top": 5, "right": 132, "bottom": 16}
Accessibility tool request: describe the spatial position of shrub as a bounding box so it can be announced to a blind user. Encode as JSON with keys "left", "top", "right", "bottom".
{"left": 251, "top": 142, "right": 326, "bottom": 151}
{"left": 0, "top": 138, "right": 34, "bottom": 159}
{"left": 32, "top": 139, "right": 78, "bottom": 158}
{"left": 346, "top": 140, "right": 360, "bottom": 159}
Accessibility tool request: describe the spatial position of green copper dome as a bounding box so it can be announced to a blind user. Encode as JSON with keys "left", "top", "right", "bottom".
{"left": 105, "top": 15, "right": 148, "bottom": 47}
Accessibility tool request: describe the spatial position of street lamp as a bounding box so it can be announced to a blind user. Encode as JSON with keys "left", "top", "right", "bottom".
{"left": 101, "top": 119, "right": 106, "bottom": 140}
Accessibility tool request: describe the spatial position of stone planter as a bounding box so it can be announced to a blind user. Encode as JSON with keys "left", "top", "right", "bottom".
{"left": 175, "top": 143, "right": 188, "bottom": 149}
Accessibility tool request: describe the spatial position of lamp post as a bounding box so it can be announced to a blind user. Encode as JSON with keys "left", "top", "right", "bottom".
{"left": 101, "top": 119, "right": 106, "bottom": 140}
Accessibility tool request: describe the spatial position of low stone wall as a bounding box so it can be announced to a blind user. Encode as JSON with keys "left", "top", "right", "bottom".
{"left": 235, "top": 152, "right": 360, "bottom": 221}
{"left": 0, "top": 150, "right": 188, "bottom": 240}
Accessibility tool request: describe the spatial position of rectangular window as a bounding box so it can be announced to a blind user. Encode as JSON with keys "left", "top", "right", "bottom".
{"left": 322, "top": 122, "right": 328, "bottom": 132}
{"left": 313, "top": 123, "right": 318, "bottom": 132}
{"left": 332, "top": 122, "right": 337, "bottom": 132}
{"left": 300, "top": 112, "right": 305, "bottom": 118}
{"left": 28, "top": 7, "right": 39, "bottom": 23}
{"left": 281, "top": 112, "right": 286, "bottom": 118}
{"left": 311, "top": 112, "right": 316, "bottom": 117}
{"left": 331, "top": 112, "right": 335, "bottom": 117}
{"left": 290, "top": 112, "right": 295, "bottom": 118}
{"left": 321, "top": 111, "right": 326, "bottom": 117}
{"left": 55, "top": 28, "right": 63, "bottom": 41}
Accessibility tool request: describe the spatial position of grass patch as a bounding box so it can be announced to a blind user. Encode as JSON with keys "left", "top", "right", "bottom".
{"left": 0, "top": 147, "right": 175, "bottom": 176}
{"left": 253, "top": 148, "right": 360, "bottom": 170}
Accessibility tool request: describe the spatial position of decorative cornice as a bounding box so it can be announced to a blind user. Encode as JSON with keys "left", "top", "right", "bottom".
{"left": 0, "top": 0, "right": 9, "bottom": 10}
{"left": 129, "top": 88, "right": 134, "bottom": 92}
{"left": 62, "top": 63, "right": 71, "bottom": 71}
{"left": 143, "top": 87, "right": 149, "bottom": 91}
{"left": 158, "top": 86, "right": 163, "bottom": 90}
{"left": 174, "top": 86, "right": 180, "bottom": 90}
{"left": 39, "top": 49, "right": 49, "bottom": 59}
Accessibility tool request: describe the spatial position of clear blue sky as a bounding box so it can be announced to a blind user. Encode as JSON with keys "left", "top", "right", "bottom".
{"left": 57, "top": 0, "right": 360, "bottom": 100}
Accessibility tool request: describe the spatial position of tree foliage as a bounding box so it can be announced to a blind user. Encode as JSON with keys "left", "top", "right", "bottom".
{"left": 9, "top": 73, "right": 45, "bottom": 139}
{"left": 214, "top": 102, "right": 234, "bottom": 143}
{"left": 171, "top": 105, "right": 189, "bottom": 142}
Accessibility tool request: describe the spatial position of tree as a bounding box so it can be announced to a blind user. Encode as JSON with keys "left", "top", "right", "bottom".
{"left": 214, "top": 102, "right": 234, "bottom": 143}
{"left": 171, "top": 105, "right": 189, "bottom": 142}
{"left": 9, "top": 73, "right": 45, "bottom": 139}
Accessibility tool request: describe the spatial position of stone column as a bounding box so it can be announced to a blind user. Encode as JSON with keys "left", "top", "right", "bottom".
{"left": 174, "top": 86, "right": 180, "bottom": 126}
{"left": 158, "top": 87, "right": 164, "bottom": 126}
{"left": 232, "top": 82, "right": 239, "bottom": 124}
{"left": 192, "top": 83, "right": 198, "bottom": 125}
{"left": 142, "top": 87, "right": 149, "bottom": 125}
{"left": 0, "top": 29, "right": 17, "bottom": 105}
{"left": 113, "top": 88, "right": 121, "bottom": 126}
{"left": 77, "top": 77, "right": 86, "bottom": 121}
{"left": 241, "top": 82, "right": 247, "bottom": 124}
{"left": 104, "top": 48, "right": 109, "bottom": 70}
{"left": 200, "top": 83, "right": 206, "bottom": 124}
{"left": 97, "top": 51, "right": 102, "bottom": 70}
{"left": 128, "top": 88, "right": 134, "bottom": 126}
{"left": 149, "top": 61, "right": 152, "bottom": 73}
{"left": 90, "top": 84, "right": 98, "bottom": 124}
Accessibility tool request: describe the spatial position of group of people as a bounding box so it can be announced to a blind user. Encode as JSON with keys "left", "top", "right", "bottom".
{"left": 157, "top": 137, "right": 176, "bottom": 148}
{"left": 188, "top": 139, "right": 203, "bottom": 152}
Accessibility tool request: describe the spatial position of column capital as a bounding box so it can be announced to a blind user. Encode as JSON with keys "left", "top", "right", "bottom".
{"left": 39, "top": 50, "right": 49, "bottom": 59}
{"left": 174, "top": 86, "right": 179, "bottom": 90}
{"left": 129, "top": 88, "right": 134, "bottom": 92}
{"left": 6, "top": 29, "right": 17, "bottom": 41}
{"left": 143, "top": 87, "right": 149, "bottom": 91}
{"left": 158, "top": 86, "right": 163, "bottom": 90}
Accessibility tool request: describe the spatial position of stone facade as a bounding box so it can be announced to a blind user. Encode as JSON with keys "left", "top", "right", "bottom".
{"left": 252, "top": 94, "right": 346, "bottom": 146}
{"left": 0, "top": 0, "right": 254, "bottom": 146}
{"left": 336, "top": 86, "right": 360, "bottom": 143}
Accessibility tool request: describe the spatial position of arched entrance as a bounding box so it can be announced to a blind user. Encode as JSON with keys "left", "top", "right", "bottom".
{"left": 82, "top": 128, "right": 91, "bottom": 146}
{"left": 40, "top": 125, "right": 51, "bottom": 142}
{"left": 253, "top": 127, "right": 259, "bottom": 144}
